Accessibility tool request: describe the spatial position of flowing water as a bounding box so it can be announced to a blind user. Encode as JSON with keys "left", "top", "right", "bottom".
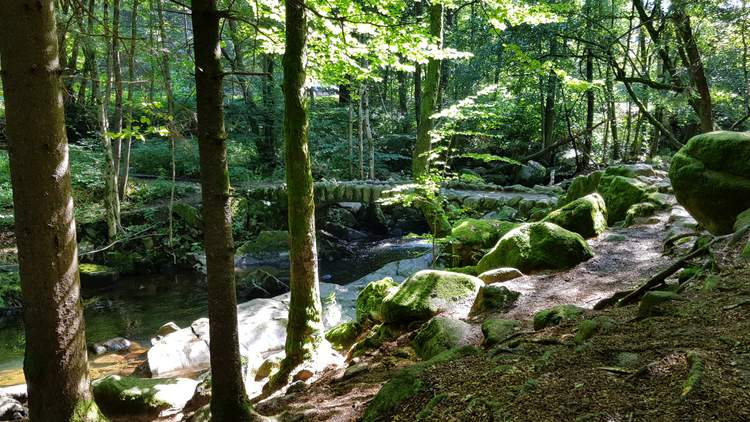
{"left": 0, "top": 237, "right": 431, "bottom": 385}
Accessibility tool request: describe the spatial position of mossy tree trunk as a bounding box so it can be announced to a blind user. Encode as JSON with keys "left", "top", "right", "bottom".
{"left": 412, "top": 1, "right": 451, "bottom": 238}
{"left": 191, "top": 1, "right": 256, "bottom": 420}
{"left": 270, "top": 0, "right": 325, "bottom": 390}
{"left": 0, "top": 2, "right": 105, "bottom": 420}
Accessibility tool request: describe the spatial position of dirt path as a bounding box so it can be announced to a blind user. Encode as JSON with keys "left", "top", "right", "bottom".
{"left": 502, "top": 209, "right": 673, "bottom": 318}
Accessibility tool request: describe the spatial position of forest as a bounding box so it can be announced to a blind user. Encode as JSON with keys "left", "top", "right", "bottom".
{"left": 0, "top": 0, "right": 749, "bottom": 420}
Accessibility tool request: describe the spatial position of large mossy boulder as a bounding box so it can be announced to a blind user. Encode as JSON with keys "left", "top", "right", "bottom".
{"left": 561, "top": 171, "right": 602, "bottom": 205}
{"left": 476, "top": 222, "right": 593, "bottom": 274}
{"left": 355, "top": 277, "right": 399, "bottom": 322}
{"left": 92, "top": 375, "right": 198, "bottom": 416}
{"left": 669, "top": 131, "right": 750, "bottom": 234}
{"left": 449, "top": 219, "right": 518, "bottom": 266}
{"left": 411, "top": 316, "right": 477, "bottom": 360}
{"left": 542, "top": 193, "right": 607, "bottom": 238}
{"left": 598, "top": 174, "right": 652, "bottom": 224}
{"left": 380, "top": 270, "right": 483, "bottom": 323}
{"left": 325, "top": 321, "right": 361, "bottom": 351}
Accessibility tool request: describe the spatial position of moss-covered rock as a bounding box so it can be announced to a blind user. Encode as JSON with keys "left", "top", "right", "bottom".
{"left": 92, "top": 375, "right": 198, "bottom": 416}
{"left": 542, "top": 193, "right": 607, "bottom": 238}
{"left": 411, "top": 316, "right": 476, "bottom": 360}
{"left": 742, "top": 241, "right": 750, "bottom": 261}
{"left": 734, "top": 208, "right": 750, "bottom": 232}
{"left": 561, "top": 171, "right": 602, "bottom": 205}
{"left": 533, "top": 305, "right": 584, "bottom": 330}
{"left": 172, "top": 203, "right": 201, "bottom": 229}
{"left": 477, "top": 267, "right": 524, "bottom": 284}
{"left": 598, "top": 174, "right": 652, "bottom": 224}
{"left": 380, "top": 270, "right": 483, "bottom": 323}
{"left": 476, "top": 222, "right": 593, "bottom": 274}
{"left": 481, "top": 318, "right": 520, "bottom": 346}
{"left": 449, "top": 219, "right": 519, "bottom": 266}
{"left": 574, "top": 316, "right": 616, "bottom": 343}
{"left": 637, "top": 291, "right": 679, "bottom": 318}
{"left": 355, "top": 277, "right": 399, "bottom": 323}
{"left": 624, "top": 202, "right": 658, "bottom": 227}
{"left": 360, "top": 347, "right": 480, "bottom": 422}
{"left": 350, "top": 323, "right": 402, "bottom": 356}
{"left": 236, "top": 230, "right": 289, "bottom": 256}
{"left": 669, "top": 131, "right": 750, "bottom": 234}
{"left": 79, "top": 263, "right": 119, "bottom": 287}
{"left": 325, "top": 321, "right": 362, "bottom": 351}
{"left": 469, "top": 284, "right": 520, "bottom": 315}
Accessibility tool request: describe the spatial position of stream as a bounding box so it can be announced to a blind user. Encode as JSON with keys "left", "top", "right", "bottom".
{"left": 0, "top": 237, "right": 432, "bottom": 385}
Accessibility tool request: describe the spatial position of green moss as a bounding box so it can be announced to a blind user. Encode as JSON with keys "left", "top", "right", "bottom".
{"left": 79, "top": 263, "right": 119, "bottom": 286}
{"left": 380, "top": 270, "right": 483, "bottom": 324}
{"left": 574, "top": 316, "right": 616, "bottom": 343}
{"left": 172, "top": 202, "right": 202, "bottom": 229}
{"left": 543, "top": 193, "right": 607, "bottom": 238}
{"left": 92, "top": 375, "right": 176, "bottom": 415}
{"left": 448, "top": 219, "right": 518, "bottom": 266}
{"left": 481, "top": 318, "right": 520, "bottom": 346}
{"left": 470, "top": 284, "right": 520, "bottom": 315}
{"left": 598, "top": 175, "right": 652, "bottom": 224}
{"left": 734, "top": 208, "right": 750, "bottom": 232}
{"left": 624, "top": 202, "right": 657, "bottom": 227}
{"left": 236, "top": 230, "right": 289, "bottom": 255}
{"left": 325, "top": 321, "right": 362, "bottom": 351}
{"left": 533, "top": 305, "right": 584, "bottom": 330}
{"left": 412, "top": 317, "right": 472, "bottom": 360}
{"left": 742, "top": 241, "right": 750, "bottom": 261}
{"left": 445, "top": 266, "right": 478, "bottom": 276}
{"left": 350, "top": 323, "right": 401, "bottom": 356}
{"left": 356, "top": 277, "right": 399, "bottom": 323}
{"left": 637, "top": 291, "right": 679, "bottom": 318}
{"left": 361, "top": 347, "right": 480, "bottom": 422}
{"left": 669, "top": 131, "right": 750, "bottom": 234}
{"left": 71, "top": 399, "right": 108, "bottom": 422}
{"left": 476, "top": 222, "right": 593, "bottom": 274}
{"left": 561, "top": 171, "right": 602, "bottom": 205}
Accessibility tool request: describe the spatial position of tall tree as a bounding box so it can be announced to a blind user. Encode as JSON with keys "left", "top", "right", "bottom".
{"left": 267, "top": 0, "right": 325, "bottom": 392}
{"left": 119, "top": 0, "right": 139, "bottom": 198}
{"left": 413, "top": 1, "right": 451, "bottom": 237}
{"left": 191, "top": 0, "right": 256, "bottom": 420}
{"left": 0, "top": 1, "right": 105, "bottom": 420}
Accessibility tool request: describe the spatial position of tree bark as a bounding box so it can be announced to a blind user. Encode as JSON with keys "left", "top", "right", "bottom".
{"left": 269, "top": 0, "right": 325, "bottom": 391}
{"left": 191, "top": 0, "right": 255, "bottom": 420}
{"left": 542, "top": 36, "right": 558, "bottom": 162}
{"left": 397, "top": 69, "right": 408, "bottom": 132}
{"left": 112, "top": 0, "right": 124, "bottom": 176}
{"left": 119, "top": 0, "right": 139, "bottom": 199}
{"left": 102, "top": 0, "right": 121, "bottom": 241}
{"left": 0, "top": 1, "right": 105, "bottom": 420}
{"left": 258, "top": 54, "right": 277, "bottom": 175}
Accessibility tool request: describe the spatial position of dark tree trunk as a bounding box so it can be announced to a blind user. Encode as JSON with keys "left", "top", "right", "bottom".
{"left": 542, "top": 36, "right": 558, "bottom": 163}
{"left": 0, "top": 1, "right": 104, "bottom": 420}
{"left": 259, "top": 54, "right": 277, "bottom": 175}
{"left": 339, "top": 82, "right": 351, "bottom": 104}
{"left": 112, "top": 0, "right": 124, "bottom": 177}
{"left": 397, "top": 69, "right": 408, "bottom": 133}
{"left": 191, "top": 0, "right": 256, "bottom": 420}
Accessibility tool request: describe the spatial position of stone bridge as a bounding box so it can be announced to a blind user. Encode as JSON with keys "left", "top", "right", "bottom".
{"left": 239, "top": 180, "right": 560, "bottom": 218}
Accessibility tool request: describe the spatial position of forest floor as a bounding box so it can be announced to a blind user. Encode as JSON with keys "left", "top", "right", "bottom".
{"left": 255, "top": 216, "right": 750, "bottom": 422}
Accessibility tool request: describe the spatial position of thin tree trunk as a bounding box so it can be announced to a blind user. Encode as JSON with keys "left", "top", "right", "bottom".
{"left": 120, "top": 0, "right": 139, "bottom": 199}
{"left": 348, "top": 98, "right": 354, "bottom": 178}
{"left": 363, "top": 86, "right": 375, "bottom": 179}
{"left": 267, "top": 0, "right": 325, "bottom": 393}
{"left": 397, "top": 69, "right": 408, "bottom": 133}
{"left": 102, "top": 0, "right": 121, "bottom": 241}
{"left": 259, "top": 54, "right": 277, "bottom": 175}
{"left": 0, "top": 2, "right": 105, "bottom": 419}
{"left": 542, "top": 36, "right": 558, "bottom": 162}
{"left": 191, "top": 0, "right": 257, "bottom": 420}
{"left": 359, "top": 87, "right": 365, "bottom": 179}
{"left": 112, "top": 0, "right": 124, "bottom": 177}
{"left": 743, "top": 0, "right": 750, "bottom": 116}
{"left": 583, "top": 0, "right": 594, "bottom": 169}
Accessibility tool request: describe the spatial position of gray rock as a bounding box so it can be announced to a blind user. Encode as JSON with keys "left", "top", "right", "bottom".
{"left": 411, "top": 317, "right": 479, "bottom": 360}
{"left": 477, "top": 268, "right": 525, "bottom": 284}
{"left": 470, "top": 284, "right": 521, "bottom": 315}
{"left": 0, "top": 396, "right": 26, "bottom": 421}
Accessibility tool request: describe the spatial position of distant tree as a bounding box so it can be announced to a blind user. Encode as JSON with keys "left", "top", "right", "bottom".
{"left": 0, "top": 1, "right": 105, "bottom": 420}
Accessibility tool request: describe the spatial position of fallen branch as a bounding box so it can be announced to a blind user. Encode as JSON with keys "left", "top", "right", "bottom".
{"left": 681, "top": 351, "right": 704, "bottom": 400}
{"left": 79, "top": 226, "right": 159, "bottom": 256}
{"left": 617, "top": 233, "right": 732, "bottom": 306}
{"left": 663, "top": 231, "right": 702, "bottom": 253}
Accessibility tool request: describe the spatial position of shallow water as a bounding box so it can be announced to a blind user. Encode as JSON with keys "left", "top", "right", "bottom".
{"left": 0, "top": 237, "right": 431, "bottom": 381}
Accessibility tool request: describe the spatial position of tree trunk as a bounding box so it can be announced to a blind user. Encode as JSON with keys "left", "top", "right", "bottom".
{"left": 348, "top": 98, "right": 354, "bottom": 179}
{"left": 258, "top": 54, "right": 277, "bottom": 175}
{"left": 583, "top": 0, "right": 594, "bottom": 169}
{"left": 157, "top": 0, "right": 175, "bottom": 114}
{"left": 363, "top": 86, "right": 375, "bottom": 179}
{"left": 413, "top": 2, "right": 451, "bottom": 237}
{"left": 397, "top": 70, "right": 408, "bottom": 132}
{"left": 79, "top": 0, "right": 98, "bottom": 105}
{"left": 605, "top": 65, "right": 619, "bottom": 162}
{"left": 0, "top": 2, "right": 105, "bottom": 420}
{"left": 119, "top": 0, "right": 139, "bottom": 199}
{"left": 191, "top": 0, "right": 256, "bottom": 420}
{"left": 359, "top": 87, "right": 365, "bottom": 179}
{"left": 542, "top": 36, "right": 558, "bottom": 162}
{"left": 672, "top": 5, "right": 713, "bottom": 132}
{"left": 268, "top": 0, "right": 325, "bottom": 392}
{"left": 102, "top": 0, "right": 121, "bottom": 241}
{"left": 112, "top": 0, "right": 124, "bottom": 176}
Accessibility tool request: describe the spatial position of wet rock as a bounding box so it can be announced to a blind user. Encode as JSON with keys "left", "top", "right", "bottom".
{"left": 380, "top": 270, "right": 483, "bottom": 323}
{"left": 670, "top": 131, "right": 750, "bottom": 234}
{"left": 543, "top": 193, "right": 608, "bottom": 238}
{"left": 470, "top": 284, "right": 520, "bottom": 315}
{"left": 0, "top": 396, "right": 26, "bottom": 421}
{"left": 476, "top": 222, "right": 593, "bottom": 274}
{"left": 412, "top": 317, "right": 477, "bottom": 360}
{"left": 477, "top": 267, "right": 524, "bottom": 284}
{"left": 90, "top": 337, "right": 132, "bottom": 355}
{"left": 236, "top": 269, "right": 287, "bottom": 299}
{"left": 92, "top": 375, "right": 198, "bottom": 416}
